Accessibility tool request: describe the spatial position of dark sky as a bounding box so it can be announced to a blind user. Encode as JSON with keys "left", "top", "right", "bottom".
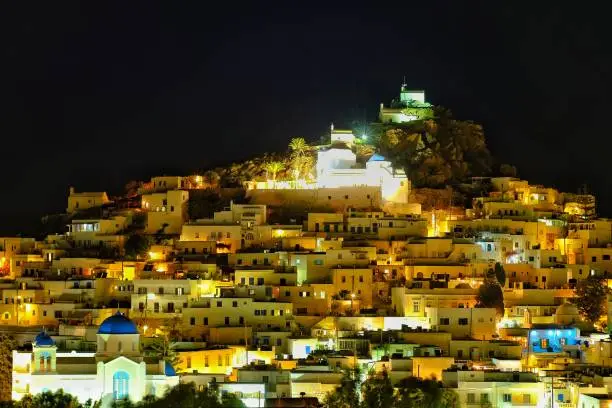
{"left": 1, "top": 3, "right": 611, "bottom": 235}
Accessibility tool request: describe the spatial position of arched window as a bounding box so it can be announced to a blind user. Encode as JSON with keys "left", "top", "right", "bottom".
{"left": 113, "top": 371, "right": 130, "bottom": 400}
{"left": 39, "top": 351, "right": 51, "bottom": 372}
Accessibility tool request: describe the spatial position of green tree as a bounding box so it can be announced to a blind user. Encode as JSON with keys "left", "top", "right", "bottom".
{"left": 288, "top": 137, "right": 314, "bottom": 180}
{"left": 118, "top": 382, "right": 245, "bottom": 408}
{"left": 264, "top": 161, "right": 284, "bottom": 181}
{"left": 324, "top": 368, "right": 360, "bottom": 408}
{"left": 18, "top": 390, "right": 82, "bottom": 408}
{"left": 123, "top": 234, "right": 151, "bottom": 260}
{"left": 494, "top": 263, "right": 506, "bottom": 287}
{"left": 0, "top": 334, "right": 16, "bottom": 402}
{"left": 360, "top": 370, "right": 395, "bottom": 408}
{"left": 289, "top": 137, "right": 308, "bottom": 156}
{"left": 395, "top": 377, "right": 458, "bottom": 408}
{"left": 202, "top": 171, "right": 221, "bottom": 188}
{"left": 188, "top": 189, "right": 228, "bottom": 220}
{"left": 476, "top": 279, "right": 505, "bottom": 318}
{"left": 575, "top": 275, "right": 610, "bottom": 324}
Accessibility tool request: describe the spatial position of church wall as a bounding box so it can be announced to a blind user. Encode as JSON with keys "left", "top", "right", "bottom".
{"left": 247, "top": 186, "right": 382, "bottom": 210}
{"left": 30, "top": 374, "right": 99, "bottom": 402}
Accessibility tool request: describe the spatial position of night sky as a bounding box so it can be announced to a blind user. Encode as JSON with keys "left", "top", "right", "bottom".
{"left": 1, "top": 3, "right": 611, "bottom": 235}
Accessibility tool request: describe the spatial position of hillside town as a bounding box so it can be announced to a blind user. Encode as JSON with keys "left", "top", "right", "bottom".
{"left": 2, "top": 87, "right": 611, "bottom": 408}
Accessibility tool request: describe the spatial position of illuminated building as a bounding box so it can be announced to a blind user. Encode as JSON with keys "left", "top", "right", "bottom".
{"left": 12, "top": 313, "right": 178, "bottom": 406}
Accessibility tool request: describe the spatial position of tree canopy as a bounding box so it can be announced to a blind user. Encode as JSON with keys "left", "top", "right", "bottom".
{"left": 112, "top": 382, "right": 244, "bottom": 408}
{"left": 7, "top": 389, "right": 93, "bottom": 408}
{"left": 476, "top": 279, "right": 505, "bottom": 317}
{"left": 324, "top": 370, "right": 459, "bottom": 408}
{"left": 493, "top": 263, "right": 506, "bottom": 287}
{"left": 123, "top": 234, "right": 151, "bottom": 260}
{"left": 575, "top": 275, "right": 610, "bottom": 324}
{"left": 0, "top": 334, "right": 16, "bottom": 402}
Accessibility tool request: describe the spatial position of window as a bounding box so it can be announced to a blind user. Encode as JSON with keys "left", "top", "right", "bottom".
{"left": 503, "top": 393, "right": 511, "bottom": 403}
{"left": 605, "top": 255, "right": 611, "bottom": 261}
{"left": 113, "top": 371, "right": 129, "bottom": 400}
{"left": 341, "top": 276, "right": 346, "bottom": 283}
{"left": 186, "top": 357, "right": 191, "bottom": 368}
{"left": 359, "top": 275, "right": 364, "bottom": 283}
{"left": 190, "top": 317, "right": 195, "bottom": 325}
{"left": 217, "top": 301, "right": 223, "bottom": 307}
{"left": 480, "top": 394, "right": 489, "bottom": 403}
{"left": 239, "top": 316, "right": 244, "bottom": 325}
{"left": 467, "top": 393, "right": 475, "bottom": 404}
{"left": 314, "top": 259, "right": 323, "bottom": 265}
{"left": 439, "top": 318, "right": 450, "bottom": 325}
{"left": 218, "top": 355, "right": 222, "bottom": 366}
{"left": 205, "top": 356, "right": 209, "bottom": 367}
{"left": 529, "top": 256, "right": 535, "bottom": 262}
{"left": 412, "top": 301, "right": 420, "bottom": 313}
{"left": 225, "top": 317, "right": 230, "bottom": 325}
{"left": 592, "top": 256, "right": 597, "bottom": 262}
{"left": 233, "top": 301, "right": 238, "bottom": 307}
{"left": 204, "top": 317, "right": 209, "bottom": 325}
{"left": 522, "top": 394, "right": 531, "bottom": 404}
{"left": 458, "top": 318, "right": 468, "bottom": 325}
{"left": 457, "top": 350, "right": 463, "bottom": 358}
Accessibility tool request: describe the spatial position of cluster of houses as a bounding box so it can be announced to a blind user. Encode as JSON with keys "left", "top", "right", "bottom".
{"left": 2, "top": 88, "right": 612, "bottom": 408}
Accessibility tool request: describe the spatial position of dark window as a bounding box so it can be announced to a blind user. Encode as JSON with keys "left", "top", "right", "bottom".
{"left": 190, "top": 317, "right": 195, "bottom": 325}
{"left": 458, "top": 318, "right": 469, "bottom": 325}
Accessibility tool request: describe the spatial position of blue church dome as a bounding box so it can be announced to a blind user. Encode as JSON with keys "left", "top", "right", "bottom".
{"left": 98, "top": 312, "right": 139, "bottom": 335}
{"left": 34, "top": 331, "right": 55, "bottom": 347}
{"left": 368, "top": 153, "right": 387, "bottom": 162}
{"left": 165, "top": 363, "right": 177, "bottom": 376}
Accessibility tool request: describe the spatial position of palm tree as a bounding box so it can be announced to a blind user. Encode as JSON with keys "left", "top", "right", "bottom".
{"left": 264, "top": 161, "right": 284, "bottom": 181}
{"left": 289, "top": 137, "right": 308, "bottom": 156}
{"left": 289, "top": 138, "right": 312, "bottom": 181}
